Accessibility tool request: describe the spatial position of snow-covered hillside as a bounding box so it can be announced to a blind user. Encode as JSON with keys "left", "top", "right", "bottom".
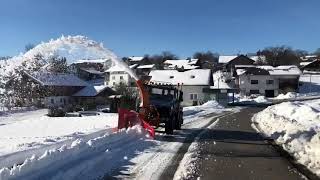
{"left": 0, "top": 35, "right": 118, "bottom": 77}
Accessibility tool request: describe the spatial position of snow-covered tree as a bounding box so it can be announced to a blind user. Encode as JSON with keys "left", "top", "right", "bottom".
{"left": 47, "top": 56, "right": 69, "bottom": 73}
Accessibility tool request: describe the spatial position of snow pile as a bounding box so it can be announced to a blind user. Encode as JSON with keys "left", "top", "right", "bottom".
{"left": 237, "top": 95, "right": 271, "bottom": 104}
{"left": 275, "top": 92, "right": 297, "bottom": 99}
{"left": 0, "top": 125, "right": 150, "bottom": 180}
{"left": 253, "top": 96, "right": 269, "bottom": 103}
{"left": 252, "top": 100, "right": 320, "bottom": 176}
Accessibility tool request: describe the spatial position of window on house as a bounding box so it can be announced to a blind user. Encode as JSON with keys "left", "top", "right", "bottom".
{"left": 169, "top": 76, "right": 174, "bottom": 79}
{"left": 266, "top": 80, "right": 274, "bottom": 84}
{"left": 120, "top": 76, "right": 123, "bottom": 80}
{"left": 112, "top": 76, "right": 115, "bottom": 80}
{"left": 51, "top": 99, "right": 54, "bottom": 104}
{"left": 190, "top": 93, "right": 198, "bottom": 100}
{"left": 60, "top": 98, "right": 63, "bottom": 103}
{"left": 251, "top": 80, "right": 258, "bottom": 84}
{"left": 113, "top": 82, "right": 116, "bottom": 85}
{"left": 250, "top": 90, "right": 260, "bottom": 94}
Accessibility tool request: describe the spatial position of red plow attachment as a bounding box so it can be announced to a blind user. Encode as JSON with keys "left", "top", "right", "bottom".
{"left": 117, "top": 108, "right": 155, "bottom": 138}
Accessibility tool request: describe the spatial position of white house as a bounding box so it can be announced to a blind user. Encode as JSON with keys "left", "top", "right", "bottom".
{"left": 128, "top": 56, "right": 145, "bottom": 65}
{"left": 236, "top": 65, "right": 301, "bottom": 97}
{"left": 163, "top": 59, "right": 199, "bottom": 70}
{"left": 105, "top": 64, "right": 138, "bottom": 87}
{"left": 105, "top": 63, "right": 156, "bottom": 87}
{"left": 148, "top": 69, "right": 212, "bottom": 106}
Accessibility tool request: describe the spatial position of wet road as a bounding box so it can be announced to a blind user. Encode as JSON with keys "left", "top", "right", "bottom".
{"left": 191, "top": 107, "right": 307, "bottom": 180}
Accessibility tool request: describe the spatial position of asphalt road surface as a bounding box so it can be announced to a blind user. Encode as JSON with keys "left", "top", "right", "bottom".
{"left": 189, "top": 107, "right": 307, "bottom": 180}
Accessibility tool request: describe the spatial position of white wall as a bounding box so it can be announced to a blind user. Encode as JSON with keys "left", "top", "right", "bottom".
{"left": 181, "top": 85, "right": 209, "bottom": 106}
{"left": 107, "top": 72, "right": 136, "bottom": 87}
{"left": 238, "top": 75, "right": 279, "bottom": 96}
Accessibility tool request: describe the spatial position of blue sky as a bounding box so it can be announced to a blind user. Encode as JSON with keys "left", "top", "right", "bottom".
{"left": 0, "top": 0, "right": 319, "bottom": 58}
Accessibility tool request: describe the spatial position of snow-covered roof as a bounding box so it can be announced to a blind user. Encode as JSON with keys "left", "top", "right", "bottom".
{"left": 137, "top": 64, "right": 155, "bottom": 69}
{"left": 80, "top": 68, "right": 104, "bottom": 75}
{"left": 219, "top": 55, "right": 265, "bottom": 64}
{"left": 164, "top": 59, "right": 199, "bottom": 70}
{"left": 105, "top": 64, "right": 138, "bottom": 72}
{"left": 300, "top": 61, "right": 313, "bottom": 66}
{"left": 236, "top": 69, "right": 246, "bottom": 75}
{"left": 238, "top": 65, "right": 301, "bottom": 76}
{"left": 128, "top": 56, "right": 144, "bottom": 61}
{"left": 249, "top": 56, "right": 266, "bottom": 62}
{"left": 234, "top": 65, "right": 255, "bottom": 69}
{"left": 149, "top": 69, "right": 211, "bottom": 85}
{"left": 73, "top": 85, "right": 113, "bottom": 97}
{"left": 164, "top": 59, "right": 198, "bottom": 66}
{"left": 259, "top": 66, "right": 301, "bottom": 75}
{"left": 25, "top": 72, "right": 88, "bottom": 87}
{"left": 218, "top": 56, "right": 238, "bottom": 64}
{"left": 73, "top": 59, "right": 108, "bottom": 64}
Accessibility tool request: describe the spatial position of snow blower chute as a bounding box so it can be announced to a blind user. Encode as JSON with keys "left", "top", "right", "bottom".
{"left": 117, "top": 80, "right": 156, "bottom": 138}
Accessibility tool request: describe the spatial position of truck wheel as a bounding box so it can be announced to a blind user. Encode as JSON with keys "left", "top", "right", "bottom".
{"left": 165, "top": 116, "right": 174, "bottom": 134}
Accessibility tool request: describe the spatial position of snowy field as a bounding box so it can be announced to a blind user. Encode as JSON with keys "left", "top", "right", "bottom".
{"left": 0, "top": 101, "right": 234, "bottom": 180}
{"left": 299, "top": 74, "right": 320, "bottom": 96}
{"left": 252, "top": 99, "right": 320, "bottom": 176}
{"left": 0, "top": 109, "right": 117, "bottom": 171}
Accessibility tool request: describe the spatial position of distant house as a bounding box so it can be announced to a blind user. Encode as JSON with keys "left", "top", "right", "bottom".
{"left": 13, "top": 71, "right": 88, "bottom": 107}
{"left": 136, "top": 64, "right": 156, "bottom": 76}
{"left": 73, "top": 85, "right": 115, "bottom": 108}
{"left": 105, "top": 64, "right": 139, "bottom": 87}
{"left": 76, "top": 68, "right": 105, "bottom": 85}
{"left": 226, "top": 55, "right": 255, "bottom": 71}
{"left": 70, "top": 59, "right": 110, "bottom": 85}
{"left": 105, "top": 63, "right": 156, "bottom": 87}
{"left": 6, "top": 71, "right": 114, "bottom": 108}
{"left": 127, "top": 56, "right": 149, "bottom": 65}
{"left": 149, "top": 69, "right": 212, "bottom": 106}
{"left": 202, "top": 71, "right": 237, "bottom": 105}
{"left": 300, "top": 55, "right": 319, "bottom": 62}
{"left": 218, "top": 55, "right": 265, "bottom": 71}
{"left": 301, "top": 60, "right": 320, "bottom": 73}
{"left": 235, "top": 65, "right": 301, "bottom": 97}
{"left": 163, "top": 59, "right": 200, "bottom": 70}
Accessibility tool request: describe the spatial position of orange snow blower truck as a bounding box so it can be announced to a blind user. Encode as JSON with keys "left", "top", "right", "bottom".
{"left": 118, "top": 79, "right": 184, "bottom": 136}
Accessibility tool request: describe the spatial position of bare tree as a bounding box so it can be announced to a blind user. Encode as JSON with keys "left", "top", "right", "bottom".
{"left": 259, "top": 46, "right": 301, "bottom": 66}
{"left": 193, "top": 51, "right": 219, "bottom": 69}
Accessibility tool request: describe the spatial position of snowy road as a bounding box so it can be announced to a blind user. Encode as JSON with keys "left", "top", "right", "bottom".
{"left": 186, "top": 107, "right": 308, "bottom": 180}
{"left": 103, "top": 111, "right": 235, "bottom": 179}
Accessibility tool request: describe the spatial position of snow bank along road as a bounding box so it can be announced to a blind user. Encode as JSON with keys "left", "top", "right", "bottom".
{"left": 181, "top": 107, "right": 308, "bottom": 180}
{"left": 253, "top": 100, "right": 320, "bottom": 179}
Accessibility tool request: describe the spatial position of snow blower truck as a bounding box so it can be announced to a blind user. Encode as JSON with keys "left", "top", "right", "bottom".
{"left": 117, "top": 80, "right": 184, "bottom": 137}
